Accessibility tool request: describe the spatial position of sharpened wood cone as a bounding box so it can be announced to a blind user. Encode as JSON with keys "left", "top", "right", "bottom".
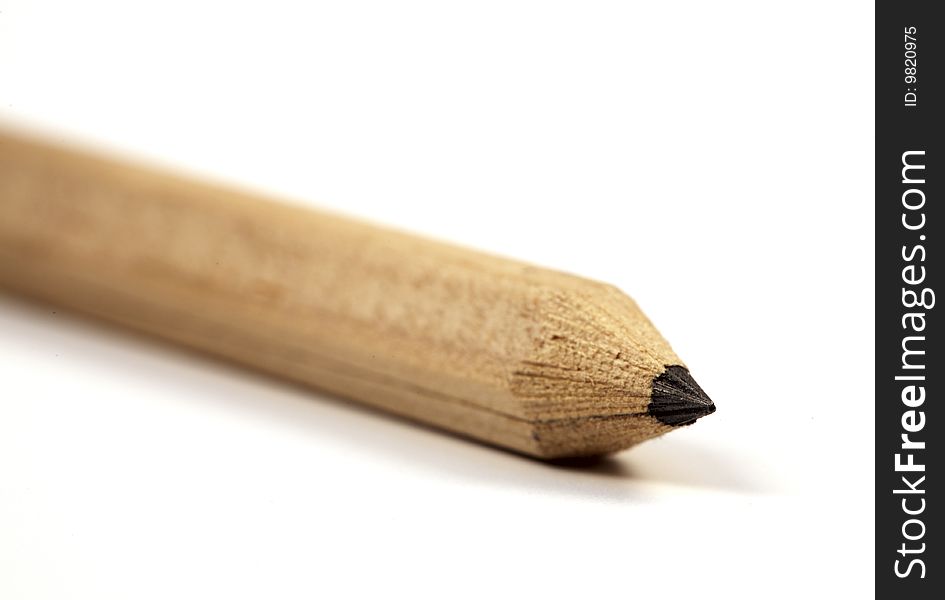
{"left": 647, "top": 366, "right": 716, "bottom": 426}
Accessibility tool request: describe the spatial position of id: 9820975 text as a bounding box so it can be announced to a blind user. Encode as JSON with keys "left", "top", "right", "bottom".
{"left": 904, "top": 27, "right": 918, "bottom": 107}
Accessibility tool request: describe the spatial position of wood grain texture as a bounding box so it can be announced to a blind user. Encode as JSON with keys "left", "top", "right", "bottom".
{"left": 0, "top": 131, "right": 693, "bottom": 458}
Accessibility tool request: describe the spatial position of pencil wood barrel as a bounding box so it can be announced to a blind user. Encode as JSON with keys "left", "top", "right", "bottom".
{"left": 0, "top": 131, "right": 714, "bottom": 458}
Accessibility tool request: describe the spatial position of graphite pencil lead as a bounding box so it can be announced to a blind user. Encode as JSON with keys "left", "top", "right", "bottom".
{"left": 647, "top": 366, "right": 716, "bottom": 427}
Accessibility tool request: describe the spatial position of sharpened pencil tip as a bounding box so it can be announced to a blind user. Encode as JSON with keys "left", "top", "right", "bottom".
{"left": 648, "top": 366, "right": 716, "bottom": 427}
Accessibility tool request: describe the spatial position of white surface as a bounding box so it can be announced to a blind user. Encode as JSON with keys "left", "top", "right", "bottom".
{"left": 0, "top": 1, "right": 874, "bottom": 598}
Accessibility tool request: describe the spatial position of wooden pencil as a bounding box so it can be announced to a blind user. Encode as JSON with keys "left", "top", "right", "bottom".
{"left": 0, "top": 130, "right": 715, "bottom": 458}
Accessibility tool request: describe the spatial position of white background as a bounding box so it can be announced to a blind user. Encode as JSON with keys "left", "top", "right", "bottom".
{"left": 1, "top": 1, "right": 874, "bottom": 598}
